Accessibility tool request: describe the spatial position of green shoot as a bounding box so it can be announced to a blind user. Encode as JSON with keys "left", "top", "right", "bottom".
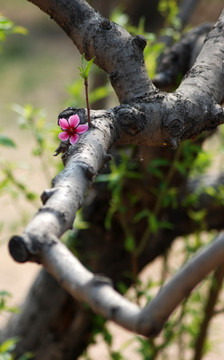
{"left": 78, "top": 54, "right": 95, "bottom": 127}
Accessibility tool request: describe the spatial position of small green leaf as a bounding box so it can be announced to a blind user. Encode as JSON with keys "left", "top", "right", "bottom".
{"left": 0, "top": 135, "right": 16, "bottom": 148}
{"left": 78, "top": 54, "right": 95, "bottom": 80}
{"left": 103, "top": 328, "right": 112, "bottom": 346}
{"left": 84, "top": 56, "right": 95, "bottom": 78}
{"left": 11, "top": 26, "right": 27, "bottom": 36}
{"left": 0, "top": 337, "right": 19, "bottom": 353}
{"left": 134, "top": 209, "right": 150, "bottom": 223}
{"left": 18, "top": 352, "right": 34, "bottom": 360}
{"left": 0, "top": 291, "right": 11, "bottom": 297}
{"left": 159, "top": 220, "right": 174, "bottom": 230}
{"left": 124, "top": 236, "right": 135, "bottom": 252}
{"left": 148, "top": 213, "right": 159, "bottom": 233}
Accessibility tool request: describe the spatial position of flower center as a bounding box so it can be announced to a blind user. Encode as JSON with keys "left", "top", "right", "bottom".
{"left": 67, "top": 125, "right": 77, "bottom": 135}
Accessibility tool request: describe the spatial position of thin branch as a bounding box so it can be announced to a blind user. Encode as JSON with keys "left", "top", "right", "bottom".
{"left": 84, "top": 79, "right": 91, "bottom": 127}
{"left": 193, "top": 263, "right": 224, "bottom": 360}
{"left": 9, "top": 229, "right": 224, "bottom": 336}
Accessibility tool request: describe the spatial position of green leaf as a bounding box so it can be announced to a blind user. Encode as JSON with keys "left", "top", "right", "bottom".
{"left": 0, "top": 135, "right": 16, "bottom": 148}
{"left": 84, "top": 56, "right": 95, "bottom": 78}
{"left": 111, "top": 351, "right": 123, "bottom": 360}
{"left": 5, "top": 306, "right": 20, "bottom": 314}
{"left": 0, "top": 337, "right": 19, "bottom": 353}
{"left": 11, "top": 26, "right": 27, "bottom": 36}
{"left": 124, "top": 236, "right": 135, "bottom": 252}
{"left": 134, "top": 209, "right": 150, "bottom": 223}
{"left": 148, "top": 213, "right": 159, "bottom": 233}
{"left": 18, "top": 353, "right": 34, "bottom": 360}
{"left": 159, "top": 220, "right": 174, "bottom": 230}
{"left": 103, "top": 328, "right": 112, "bottom": 346}
{"left": 0, "top": 291, "right": 11, "bottom": 297}
{"left": 78, "top": 54, "right": 95, "bottom": 80}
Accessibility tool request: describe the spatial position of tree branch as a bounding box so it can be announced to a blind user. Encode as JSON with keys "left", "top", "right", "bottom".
{"left": 8, "top": 0, "right": 224, "bottom": 336}
{"left": 153, "top": 23, "right": 213, "bottom": 89}
{"left": 9, "top": 229, "right": 224, "bottom": 336}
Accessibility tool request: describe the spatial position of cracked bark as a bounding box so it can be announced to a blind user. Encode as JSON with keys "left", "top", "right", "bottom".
{"left": 4, "top": 0, "right": 224, "bottom": 352}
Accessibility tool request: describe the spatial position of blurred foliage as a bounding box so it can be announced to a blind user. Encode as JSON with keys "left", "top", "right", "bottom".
{"left": 0, "top": 292, "right": 33, "bottom": 360}
{"left": 0, "top": 13, "right": 27, "bottom": 51}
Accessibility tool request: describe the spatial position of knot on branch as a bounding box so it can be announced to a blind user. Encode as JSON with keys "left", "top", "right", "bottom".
{"left": 57, "top": 107, "right": 87, "bottom": 125}
{"left": 79, "top": 162, "right": 95, "bottom": 180}
{"left": 132, "top": 35, "right": 147, "bottom": 51}
{"left": 9, "top": 236, "right": 33, "bottom": 263}
{"left": 91, "top": 274, "right": 113, "bottom": 287}
{"left": 209, "top": 104, "right": 224, "bottom": 129}
{"left": 138, "top": 319, "right": 163, "bottom": 338}
{"left": 41, "top": 189, "right": 57, "bottom": 205}
{"left": 100, "top": 19, "right": 112, "bottom": 30}
{"left": 115, "top": 105, "right": 146, "bottom": 136}
{"left": 163, "top": 117, "right": 184, "bottom": 149}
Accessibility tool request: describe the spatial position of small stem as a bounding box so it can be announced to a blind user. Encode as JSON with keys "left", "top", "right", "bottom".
{"left": 193, "top": 263, "right": 224, "bottom": 360}
{"left": 135, "top": 144, "right": 183, "bottom": 257}
{"left": 84, "top": 79, "right": 91, "bottom": 127}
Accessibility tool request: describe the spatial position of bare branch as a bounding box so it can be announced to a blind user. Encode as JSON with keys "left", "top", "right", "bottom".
{"left": 177, "top": 9, "right": 224, "bottom": 104}
{"left": 28, "top": 0, "right": 154, "bottom": 104}
{"left": 153, "top": 23, "right": 213, "bottom": 89}
{"left": 8, "top": 0, "right": 224, "bottom": 336}
{"left": 9, "top": 229, "right": 224, "bottom": 336}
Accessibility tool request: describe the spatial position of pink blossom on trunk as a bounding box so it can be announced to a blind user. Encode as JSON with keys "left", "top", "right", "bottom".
{"left": 58, "top": 114, "right": 88, "bottom": 145}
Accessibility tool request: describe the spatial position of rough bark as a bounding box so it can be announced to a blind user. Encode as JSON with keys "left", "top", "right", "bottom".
{"left": 2, "top": 269, "right": 93, "bottom": 360}
{"left": 153, "top": 22, "right": 213, "bottom": 89}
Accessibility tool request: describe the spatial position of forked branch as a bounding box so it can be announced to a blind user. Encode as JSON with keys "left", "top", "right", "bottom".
{"left": 8, "top": 0, "right": 224, "bottom": 335}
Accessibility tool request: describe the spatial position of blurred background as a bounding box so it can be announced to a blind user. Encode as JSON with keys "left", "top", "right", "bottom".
{"left": 0, "top": 0, "right": 81, "bottom": 324}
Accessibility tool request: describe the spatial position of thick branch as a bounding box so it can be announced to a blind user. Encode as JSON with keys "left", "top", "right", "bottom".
{"left": 28, "top": 0, "right": 154, "bottom": 104}
{"left": 177, "top": 9, "right": 224, "bottom": 104}
{"left": 153, "top": 23, "right": 213, "bottom": 89}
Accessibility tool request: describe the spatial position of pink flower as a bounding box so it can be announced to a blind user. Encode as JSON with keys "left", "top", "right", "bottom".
{"left": 58, "top": 114, "right": 88, "bottom": 145}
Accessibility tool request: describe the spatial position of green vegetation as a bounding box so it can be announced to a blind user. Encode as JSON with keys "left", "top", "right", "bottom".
{"left": 0, "top": 292, "right": 33, "bottom": 360}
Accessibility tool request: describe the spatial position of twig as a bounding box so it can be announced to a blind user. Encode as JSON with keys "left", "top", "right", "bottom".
{"left": 193, "top": 263, "right": 224, "bottom": 360}
{"left": 84, "top": 79, "right": 91, "bottom": 127}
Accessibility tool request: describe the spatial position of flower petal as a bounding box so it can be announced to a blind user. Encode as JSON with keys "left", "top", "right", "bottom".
{"left": 69, "top": 114, "right": 80, "bottom": 128}
{"left": 59, "top": 132, "right": 69, "bottom": 141}
{"left": 59, "top": 118, "right": 69, "bottom": 130}
{"left": 76, "top": 124, "right": 89, "bottom": 134}
{"left": 70, "top": 134, "right": 79, "bottom": 144}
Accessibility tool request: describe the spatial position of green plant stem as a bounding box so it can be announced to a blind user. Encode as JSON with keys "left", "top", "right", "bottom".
{"left": 135, "top": 144, "right": 183, "bottom": 257}
{"left": 119, "top": 213, "right": 138, "bottom": 286}
{"left": 84, "top": 79, "right": 91, "bottom": 127}
{"left": 193, "top": 263, "right": 224, "bottom": 360}
{"left": 177, "top": 298, "right": 188, "bottom": 360}
{"left": 29, "top": 120, "right": 52, "bottom": 185}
